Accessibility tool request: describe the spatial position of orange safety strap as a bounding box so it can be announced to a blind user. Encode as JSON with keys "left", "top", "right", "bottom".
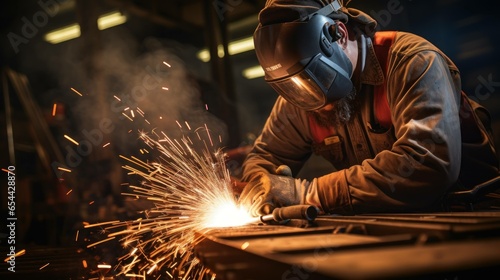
{"left": 308, "top": 114, "right": 335, "bottom": 144}
{"left": 372, "top": 31, "right": 396, "bottom": 129}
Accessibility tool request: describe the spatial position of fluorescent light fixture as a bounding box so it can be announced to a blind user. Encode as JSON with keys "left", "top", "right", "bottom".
{"left": 44, "top": 23, "right": 80, "bottom": 44}
{"left": 197, "top": 36, "right": 254, "bottom": 62}
{"left": 197, "top": 50, "right": 210, "bottom": 62}
{"left": 44, "top": 11, "right": 127, "bottom": 44}
{"left": 229, "top": 37, "right": 255, "bottom": 55}
{"left": 97, "top": 11, "right": 127, "bottom": 30}
{"left": 242, "top": 65, "right": 265, "bottom": 79}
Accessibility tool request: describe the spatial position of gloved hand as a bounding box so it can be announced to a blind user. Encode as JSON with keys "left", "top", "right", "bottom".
{"left": 238, "top": 165, "right": 318, "bottom": 216}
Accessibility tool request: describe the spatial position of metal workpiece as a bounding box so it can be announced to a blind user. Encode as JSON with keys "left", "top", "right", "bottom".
{"left": 194, "top": 211, "right": 500, "bottom": 280}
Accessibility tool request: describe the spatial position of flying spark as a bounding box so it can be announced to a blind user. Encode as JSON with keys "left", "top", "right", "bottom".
{"left": 4, "top": 249, "right": 25, "bottom": 262}
{"left": 52, "top": 103, "right": 57, "bottom": 116}
{"left": 58, "top": 167, "right": 72, "bottom": 173}
{"left": 64, "top": 134, "right": 79, "bottom": 145}
{"left": 70, "top": 87, "right": 83, "bottom": 96}
{"left": 98, "top": 264, "right": 112, "bottom": 269}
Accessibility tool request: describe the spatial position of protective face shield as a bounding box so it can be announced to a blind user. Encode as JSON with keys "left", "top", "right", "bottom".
{"left": 254, "top": 3, "right": 354, "bottom": 111}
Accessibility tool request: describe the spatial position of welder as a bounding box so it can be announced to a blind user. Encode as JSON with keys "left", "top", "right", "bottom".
{"left": 237, "top": 0, "right": 500, "bottom": 216}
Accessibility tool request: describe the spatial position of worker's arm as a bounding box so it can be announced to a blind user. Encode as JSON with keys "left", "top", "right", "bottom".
{"left": 241, "top": 96, "right": 314, "bottom": 183}
{"left": 241, "top": 52, "right": 462, "bottom": 215}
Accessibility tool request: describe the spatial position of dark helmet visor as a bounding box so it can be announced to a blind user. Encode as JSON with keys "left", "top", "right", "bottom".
{"left": 268, "top": 54, "right": 339, "bottom": 110}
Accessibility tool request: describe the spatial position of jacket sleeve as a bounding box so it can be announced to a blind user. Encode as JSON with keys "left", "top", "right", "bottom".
{"left": 241, "top": 97, "right": 314, "bottom": 183}
{"left": 318, "top": 50, "right": 463, "bottom": 214}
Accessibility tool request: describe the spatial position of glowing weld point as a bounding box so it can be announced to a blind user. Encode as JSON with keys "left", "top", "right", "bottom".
{"left": 202, "top": 201, "right": 253, "bottom": 228}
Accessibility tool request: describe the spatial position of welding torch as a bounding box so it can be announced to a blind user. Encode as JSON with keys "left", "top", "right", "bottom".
{"left": 249, "top": 204, "right": 319, "bottom": 224}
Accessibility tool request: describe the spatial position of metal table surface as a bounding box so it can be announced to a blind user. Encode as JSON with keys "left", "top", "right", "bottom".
{"left": 194, "top": 211, "right": 500, "bottom": 279}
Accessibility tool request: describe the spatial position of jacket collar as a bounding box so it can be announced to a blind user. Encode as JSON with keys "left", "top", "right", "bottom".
{"left": 359, "top": 35, "right": 385, "bottom": 86}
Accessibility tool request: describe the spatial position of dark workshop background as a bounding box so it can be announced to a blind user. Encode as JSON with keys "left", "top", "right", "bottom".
{"left": 0, "top": 0, "right": 499, "bottom": 266}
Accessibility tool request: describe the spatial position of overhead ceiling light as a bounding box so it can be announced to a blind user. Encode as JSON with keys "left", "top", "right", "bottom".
{"left": 97, "top": 11, "right": 127, "bottom": 30}
{"left": 44, "top": 23, "right": 81, "bottom": 44}
{"left": 229, "top": 36, "right": 255, "bottom": 55}
{"left": 44, "top": 11, "right": 127, "bottom": 44}
{"left": 197, "top": 36, "right": 254, "bottom": 62}
{"left": 242, "top": 65, "right": 264, "bottom": 79}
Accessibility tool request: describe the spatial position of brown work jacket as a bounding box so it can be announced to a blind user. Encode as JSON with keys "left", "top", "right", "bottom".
{"left": 241, "top": 31, "right": 499, "bottom": 214}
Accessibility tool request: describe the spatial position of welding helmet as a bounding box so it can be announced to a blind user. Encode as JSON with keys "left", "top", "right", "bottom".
{"left": 254, "top": 2, "right": 354, "bottom": 110}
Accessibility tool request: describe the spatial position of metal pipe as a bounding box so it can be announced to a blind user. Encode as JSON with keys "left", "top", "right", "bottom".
{"left": 249, "top": 204, "right": 319, "bottom": 224}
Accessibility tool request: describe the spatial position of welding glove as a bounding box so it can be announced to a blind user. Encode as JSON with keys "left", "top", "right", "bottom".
{"left": 239, "top": 165, "right": 321, "bottom": 216}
